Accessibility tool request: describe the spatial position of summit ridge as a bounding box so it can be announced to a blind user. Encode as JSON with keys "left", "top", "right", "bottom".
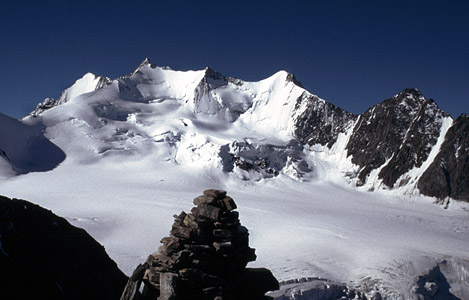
{"left": 0, "top": 58, "right": 467, "bottom": 201}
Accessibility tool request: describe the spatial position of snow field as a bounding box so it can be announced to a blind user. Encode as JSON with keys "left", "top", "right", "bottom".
{"left": 1, "top": 62, "right": 468, "bottom": 298}
{"left": 1, "top": 158, "right": 468, "bottom": 298}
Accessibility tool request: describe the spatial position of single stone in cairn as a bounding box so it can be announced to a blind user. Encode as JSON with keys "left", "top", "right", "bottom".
{"left": 120, "top": 189, "right": 279, "bottom": 300}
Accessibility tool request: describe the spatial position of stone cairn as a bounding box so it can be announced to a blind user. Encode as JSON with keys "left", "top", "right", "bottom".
{"left": 120, "top": 189, "right": 279, "bottom": 300}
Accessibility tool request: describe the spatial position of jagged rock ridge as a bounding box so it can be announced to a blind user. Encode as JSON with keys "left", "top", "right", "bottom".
{"left": 294, "top": 92, "right": 356, "bottom": 147}
{"left": 346, "top": 89, "right": 449, "bottom": 185}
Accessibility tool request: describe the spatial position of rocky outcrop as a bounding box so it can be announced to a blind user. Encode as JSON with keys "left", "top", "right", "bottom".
{"left": 121, "top": 189, "right": 279, "bottom": 300}
{"left": 272, "top": 260, "right": 468, "bottom": 300}
{"left": 294, "top": 92, "right": 356, "bottom": 147}
{"left": 0, "top": 195, "right": 127, "bottom": 299}
{"left": 220, "top": 140, "right": 311, "bottom": 180}
{"left": 412, "top": 265, "right": 460, "bottom": 300}
{"left": 346, "top": 88, "right": 450, "bottom": 187}
{"left": 418, "top": 114, "right": 469, "bottom": 201}
{"left": 270, "top": 278, "right": 368, "bottom": 300}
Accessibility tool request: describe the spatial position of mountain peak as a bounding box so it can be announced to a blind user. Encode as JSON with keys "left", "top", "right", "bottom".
{"left": 130, "top": 57, "right": 157, "bottom": 76}
{"left": 141, "top": 57, "right": 151, "bottom": 65}
{"left": 401, "top": 87, "right": 421, "bottom": 94}
{"left": 285, "top": 72, "right": 303, "bottom": 88}
{"left": 269, "top": 70, "right": 303, "bottom": 88}
{"left": 203, "top": 66, "right": 225, "bottom": 80}
{"left": 396, "top": 88, "right": 425, "bottom": 101}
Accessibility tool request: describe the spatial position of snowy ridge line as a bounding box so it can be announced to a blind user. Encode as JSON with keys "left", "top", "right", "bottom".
{"left": 1, "top": 58, "right": 468, "bottom": 202}
{"left": 29, "top": 72, "right": 112, "bottom": 117}
{"left": 0, "top": 59, "right": 467, "bottom": 300}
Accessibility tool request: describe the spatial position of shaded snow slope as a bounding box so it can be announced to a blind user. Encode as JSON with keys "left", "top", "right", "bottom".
{"left": 0, "top": 112, "right": 65, "bottom": 177}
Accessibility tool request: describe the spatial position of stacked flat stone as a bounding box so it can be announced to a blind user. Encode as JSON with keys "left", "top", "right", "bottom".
{"left": 120, "top": 189, "right": 279, "bottom": 300}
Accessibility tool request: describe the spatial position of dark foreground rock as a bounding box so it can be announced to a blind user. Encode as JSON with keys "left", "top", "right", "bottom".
{"left": 0, "top": 195, "right": 128, "bottom": 300}
{"left": 121, "top": 189, "right": 279, "bottom": 300}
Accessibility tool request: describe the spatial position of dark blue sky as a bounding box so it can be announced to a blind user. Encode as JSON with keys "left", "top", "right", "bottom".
{"left": 1, "top": 0, "right": 468, "bottom": 118}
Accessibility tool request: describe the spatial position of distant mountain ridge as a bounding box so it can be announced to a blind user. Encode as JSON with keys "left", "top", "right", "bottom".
{"left": 0, "top": 58, "right": 467, "bottom": 202}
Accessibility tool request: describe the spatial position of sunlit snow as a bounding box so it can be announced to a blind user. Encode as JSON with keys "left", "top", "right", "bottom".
{"left": 0, "top": 61, "right": 468, "bottom": 298}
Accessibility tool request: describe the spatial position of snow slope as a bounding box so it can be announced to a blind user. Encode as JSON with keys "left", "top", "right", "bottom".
{"left": 0, "top": 59, "right": 468, "bottom": 298}
{"left": 0, "top": 158, "right": 467, "bottom": 299}
{"left": 0, "top": 112, "right": 65, "bottom": 177}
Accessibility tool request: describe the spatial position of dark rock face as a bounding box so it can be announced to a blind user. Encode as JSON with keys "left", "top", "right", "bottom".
{"left": 121, "top": 189, "right": 279, "bottom": 300}
{"left": 418, "top": 114, "right": 469, "bottom": 201}
{"left": 379, "top": 98, "right": 450, "bottom": 188}
{"left": 285, "top": 73, "right": 303, "bottom": 88}
{"left": 0, "top": 195, "right": 127, "bottom": 300}
{"left": 270, "top": 277, "right": 367, "bottom": 300}
{"left": 414, "top": 265, "right": 460, "bottom": 300}
{"left": 30, "top": 97, "right": 59, "bottom": 117}
{"left": 294, "top": 92, "right": 356, "bottom": 147}
{"left": 221, "top": 140, "right": 310, "bottom": 179}
{"left": 346, "top": 88, "right": 450, "bottom": 187}
{"left": 0, "top": 147, "right": 8, "bottom": 160}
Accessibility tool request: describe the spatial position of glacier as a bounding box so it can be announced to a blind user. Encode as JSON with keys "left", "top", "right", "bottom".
{"left": 0, "top": 58, "right": 468, "bottom": 299}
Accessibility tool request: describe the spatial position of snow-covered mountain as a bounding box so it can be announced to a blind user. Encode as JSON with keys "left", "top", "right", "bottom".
{"left": 1, "top": 58, "right": 467, "bottom": 202}
{"left": 0, "top": 58, "right": 468, "bottom": 299}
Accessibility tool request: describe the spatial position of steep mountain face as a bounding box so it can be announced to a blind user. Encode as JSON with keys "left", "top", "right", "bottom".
{"left": 346, "top": 89, "right": 452, "bottom": 188}
{"left": 417, "top": 114, "right": 469, "bottom": 200}
{"left": 0, "top": 195, "right": 127, "bottom": 299}
{"left": 294, "top": 92, "right": 356, "bottom": 147}
{"left": 0, "top": 58, "right": 467, "bottom": 202}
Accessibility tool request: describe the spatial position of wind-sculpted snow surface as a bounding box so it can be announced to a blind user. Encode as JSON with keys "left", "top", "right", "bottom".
{"left": 0, "top": 58, "right": 468, "bottom": 298}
